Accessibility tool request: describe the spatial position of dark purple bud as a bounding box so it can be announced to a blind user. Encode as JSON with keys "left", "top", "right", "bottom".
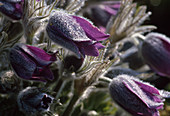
{"left": 9, "top": 43, "right": 57, "bottom": 82}
{"left": 0, "top": 0, "right": 23, "bottom": 20}
{"left": 82, "top": 1, "right": 121, "bottom": 32}
{"left": 63, "top": 55, "right": 84, "bottom": 72}
{"left": 17, "top": 87, "right": 53, "bottom": 115}
{"left": 46, "top": 10, "right": 109, "bottom": 58}
{"left": 140, "top": 33, "right": 170, "bottom": 77}
{"left": 105, "top": 67, "right": 140, "bottom": 78}
{"left": 109, "top": 74, "right": 170, "bottom": 116}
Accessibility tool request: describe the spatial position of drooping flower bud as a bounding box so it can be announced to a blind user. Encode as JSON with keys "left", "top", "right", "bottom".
{"left": 0, "top": 0, "right": 23, "bottom": 20}
{"left": 109, "top": 74, "right": 170, "bottom": 116}
{"left": 82, "top": 1, "right": 121, "bottom": 32}
{"left": 140, "top": 32, "right": 170, "bottom": 77}
{"left": 17, "top": 87, "right": 53, "bottom": 115}
{"left": 105, "top": 67, "right": 140, "bottom": 79}
{"left": 9, "top": 43, "right": 57, "bottom": 82}
{"left": 46, "top": 10, "right": 109, "bottom": 58}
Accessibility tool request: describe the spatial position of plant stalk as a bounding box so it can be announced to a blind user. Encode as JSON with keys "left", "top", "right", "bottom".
{"left": 61, "top": 93, "right": 80, "bottom": 116}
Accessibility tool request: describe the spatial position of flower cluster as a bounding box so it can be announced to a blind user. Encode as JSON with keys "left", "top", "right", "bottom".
{"left": 0, "top": 0, "right": 170, "bottom": 116}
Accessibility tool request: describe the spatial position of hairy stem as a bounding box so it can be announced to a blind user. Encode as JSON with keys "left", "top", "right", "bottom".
{"left": 54, "top": 79, "right": 67, "bottom": 100}
{"left": 61, "top": 93, "right": 80, "bottom": 116}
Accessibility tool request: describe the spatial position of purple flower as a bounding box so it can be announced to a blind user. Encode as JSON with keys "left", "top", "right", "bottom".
{"left": 0, "top": 0, "right": 24, "bottom": 20}
{"left": 82, "top": 1, "right": 121, "bottom": 32}
{"left": 140, "top": 33, "right": 170, "bottom": 77}
{"left": 17, "top": 87, "right": 53, "bottom": 115}
{"left": 46, "top": 10, "right": 109, "bottom": 58}
{"left": 9, "top": 43, "right": 57, "bottom": 82}
{"left": 109, "top": 74, "right": 170, "bottom": 116}
{"left": 0, "top": 0, "right": 40, "bottom": 20}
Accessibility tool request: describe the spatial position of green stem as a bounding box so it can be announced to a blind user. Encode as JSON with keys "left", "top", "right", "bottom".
{"left": 53, "top": 78, "right": 63, "bottom": 92}
{"left": 61, "top": 93, "right": 80, "bottom": 116}
{"left": 55, "top": 80, "right": 67, "bottom": 100}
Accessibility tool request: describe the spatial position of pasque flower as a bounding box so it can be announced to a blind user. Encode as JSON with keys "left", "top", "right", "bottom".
{"left": 0, "top": 0, "right": 24, "bottom": 20}
{"left": 109, "top": 74, "right": 170, "bottom": 116}
{"left": 82, "top": 1, "right": 121, "bottom": 32}
{"left": 0, "top": 0, "right": 41, "bottom": 20}
{"left": 46, "top": 10, "right": 109, "bottom": 58}
{"left": 140, "top": 33, "right": 170, "bottom": 77}
{"left": 9, "top": 43, "right": 56, "bottom": 82}
{"left": 17, "top": 87, "right": 53, "bottom": 115}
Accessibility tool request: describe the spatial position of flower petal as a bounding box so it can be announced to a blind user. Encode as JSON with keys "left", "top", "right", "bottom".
{"left": 32, "top": 67, "right": 54, "bottom": 82}
{"left": 159, "top": 90, "right": 170, "bottom": 98}
{"left": 134, "top": 81, "right": 162, "bottom": 103}
{"left": 0, "top": 1, "right": 22, "bottom": 20}
{"left": 134, "top": 81, "right": 160, "bottom": 95}
{"left": 10, "top": 48, "right": 36, "bottom": 79}
{"left": 72, "top": 16, "right": 110, "bottom": 41}
{"left": 94, "top": 42, "right": 105, "bottom": 49}
{"left": 77, "top": 42, "right": 99, "bottom": 56}
{"left": 48, "top": 11, "right": 91, "bottom": 42}
{"left": 46, "top": 26, "right": 81, "bottom": 58}
{"left": 19, "top": 44, "right": 56, "bottom": 66}
{"left": 123, "top": 81, "right": 164, "bottom": 109}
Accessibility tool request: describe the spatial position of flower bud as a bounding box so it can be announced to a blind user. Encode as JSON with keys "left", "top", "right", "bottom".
{"left": 105, "top": 67, "right": 140, "bottom": 79}
{"left": 17, "top": 87, "right": 53, "bottom": 115}
{"left": 140, "top": 32, "right": 170, "bottom": 77}
{"left": 109, "top": 74, "right": 170, "bottom": 116}
{"left": 0, "top": 0, "right": 23, "bottom": 20}
{"left": 82, "top": 1, "right": 120, "bottom": 32}
{"left": 46, "top": 10, "right": 109, "bottom": 58}
{"left": 9, "top": 43, "right": 57, "bottom": 82}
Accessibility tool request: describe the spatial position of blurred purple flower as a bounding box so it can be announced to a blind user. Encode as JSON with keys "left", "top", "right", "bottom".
{"left": 9, "top": 43, "right": 57, "bottom": 82}
{"left": 18, "top": 87, "right": 53, "bottom": 115}
{"left": 82, "top": 1, "right": 121, "bottom": 32}
{"left": 109, "top": 74, "right": 170, "bottom": 116}
{"left": 46, "top": 10, "right": 109, "bottom": 58}
{"left": 0, "top": 0, "right": 40, "bottom": 20}
{"left": 141, "top": 33, "right": 170, "bottom": 77}
{"left": 0, "top": 0, "right": 24, "bottom": 20}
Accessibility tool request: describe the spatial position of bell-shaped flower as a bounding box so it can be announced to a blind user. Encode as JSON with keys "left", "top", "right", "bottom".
{"left": 17, "top": 87, "right": 53, "bottom": 115}
{"left": 0, "top": 0, "right": 41, "bottom": 20}
{"left": 0, "top": 0, "right": 24, "bottom": 20}
{"left": 9, "top": 43, "right": 57, "bottom": 82}
{"left": 81, "top": 1, "right": 121, "bottom": 32}
{"left": 140, "top": 32, "right": 170, "bottom": 77}
{"left": 46, "top": 10, "right": 109, "bottom": 58}
{"left": 109, "top": 74, "right": 170, "bottom": 116}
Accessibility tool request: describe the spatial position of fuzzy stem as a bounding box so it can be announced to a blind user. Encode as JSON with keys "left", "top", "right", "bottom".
{"left": 53, "top": 78, "right": 64, "bottom": 93}
{"left": 132, "top": 33, "right": 146, "bottom": 46}
{"left": 47, "top": 39, "right": 52, "bottom": 52}
{"left": 61, "top": 93, "right": 80, "bottom": 116}
{"left": 26, "top": 35, "right": 33, "bottom": 45}
{"left": 99, "top": 76, "right": 112, "bottom": 83}
{"left": 55, "top": 80, "right": 67, "bottom": 100}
